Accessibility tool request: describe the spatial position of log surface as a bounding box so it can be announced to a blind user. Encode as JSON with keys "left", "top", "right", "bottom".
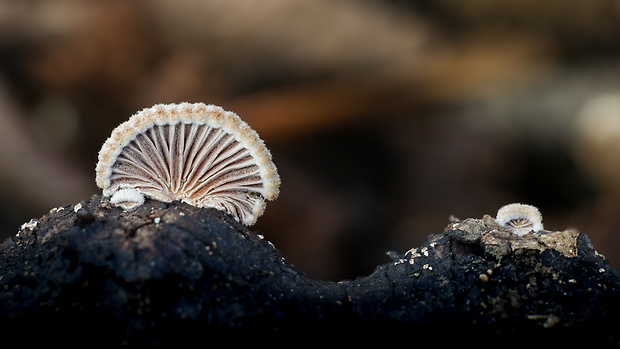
{"left": 1, "top": 196, "right": 619, "bottom": 344}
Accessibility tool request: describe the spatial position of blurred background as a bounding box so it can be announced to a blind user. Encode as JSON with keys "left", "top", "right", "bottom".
{"left": 1, "top": 0, "right": 620, "bottom": 281}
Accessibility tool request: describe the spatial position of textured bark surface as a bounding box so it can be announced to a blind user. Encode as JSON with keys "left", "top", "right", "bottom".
{"left": 1, "top": 195, "right": 619, "bottom": 344}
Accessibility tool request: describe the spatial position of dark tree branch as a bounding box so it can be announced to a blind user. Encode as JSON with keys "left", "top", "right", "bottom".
{"left": 1, "top": 196, "right": 619, "bottom": 344}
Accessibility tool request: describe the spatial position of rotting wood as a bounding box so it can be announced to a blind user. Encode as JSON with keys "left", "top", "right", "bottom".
{"left": 0, "top": 196, "right": 618, "bottom": 345}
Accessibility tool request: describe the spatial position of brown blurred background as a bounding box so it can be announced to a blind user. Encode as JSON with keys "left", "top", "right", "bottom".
{"left": 1, "top": 0, "right": 620, "bottom": 281}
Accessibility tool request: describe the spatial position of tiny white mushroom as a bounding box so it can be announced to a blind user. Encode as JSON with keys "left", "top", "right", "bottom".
{"left": 110, "top": 188, "right": 145, "bottom": 211}
{"left": 495, "top": 203, "right": 544, "bottom": 236}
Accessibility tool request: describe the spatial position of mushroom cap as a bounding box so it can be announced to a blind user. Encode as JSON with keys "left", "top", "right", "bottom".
{"left": 495, "top": 203, "right": 544, "bottom": 236}
{"left": 95, "top": 102, "right": 280, "bottom": 225}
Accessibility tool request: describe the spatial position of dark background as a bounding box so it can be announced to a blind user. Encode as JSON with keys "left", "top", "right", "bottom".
{"left": 1, "top": 0, "right": 619, "bottom": 281}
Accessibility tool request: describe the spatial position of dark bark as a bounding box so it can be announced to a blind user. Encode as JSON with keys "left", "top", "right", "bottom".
{"left": 1, "top": 195, "right": 619, "bottom": 344}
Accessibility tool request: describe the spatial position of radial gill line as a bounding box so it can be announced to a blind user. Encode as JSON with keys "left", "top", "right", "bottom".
{"left": 142, "top": 128, "right": 171, "bottom": 185}
{"left": 185, "top": 131, "right": 234, "bottom": 191}
{"left": 179, "top": 123, "right": 204, "bottom": 186}
{"left": 114, "top": 143, "right": 167, "bottom": 191}
{"left": 169, "top": 123, "right": 184, "bottom": 194}
{"left": 183, "top": 127, "right": 224, "bottom": 190}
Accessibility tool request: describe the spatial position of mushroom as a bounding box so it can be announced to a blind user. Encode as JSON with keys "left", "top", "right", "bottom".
{"left": 109, "top": 188, "right": 145, "bottom": 211}
{"left": 95, "top": 102, "right": 280, "bottom": 225}
{"left": 495, "top": 203, "right": 544, "bottom": 236}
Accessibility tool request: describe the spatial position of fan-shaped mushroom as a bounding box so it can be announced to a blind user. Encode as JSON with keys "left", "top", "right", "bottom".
{"left": 95, "top": 102, "right": 280, "bottom": 225}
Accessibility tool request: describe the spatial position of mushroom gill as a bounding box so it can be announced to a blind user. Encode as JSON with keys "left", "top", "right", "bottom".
{"left": 95, "top": 102, "right": 280, "bottom": 225}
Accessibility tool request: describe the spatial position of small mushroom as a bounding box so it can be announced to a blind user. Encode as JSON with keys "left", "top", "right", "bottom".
{"left": 109, "top": 188, "right": 145, "bottom": 211}
{"left": 95, "top": 102, "right": 280, "bottom": 225}
{"left": 495, "top": 203, "right": 543, "bottom": 236}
